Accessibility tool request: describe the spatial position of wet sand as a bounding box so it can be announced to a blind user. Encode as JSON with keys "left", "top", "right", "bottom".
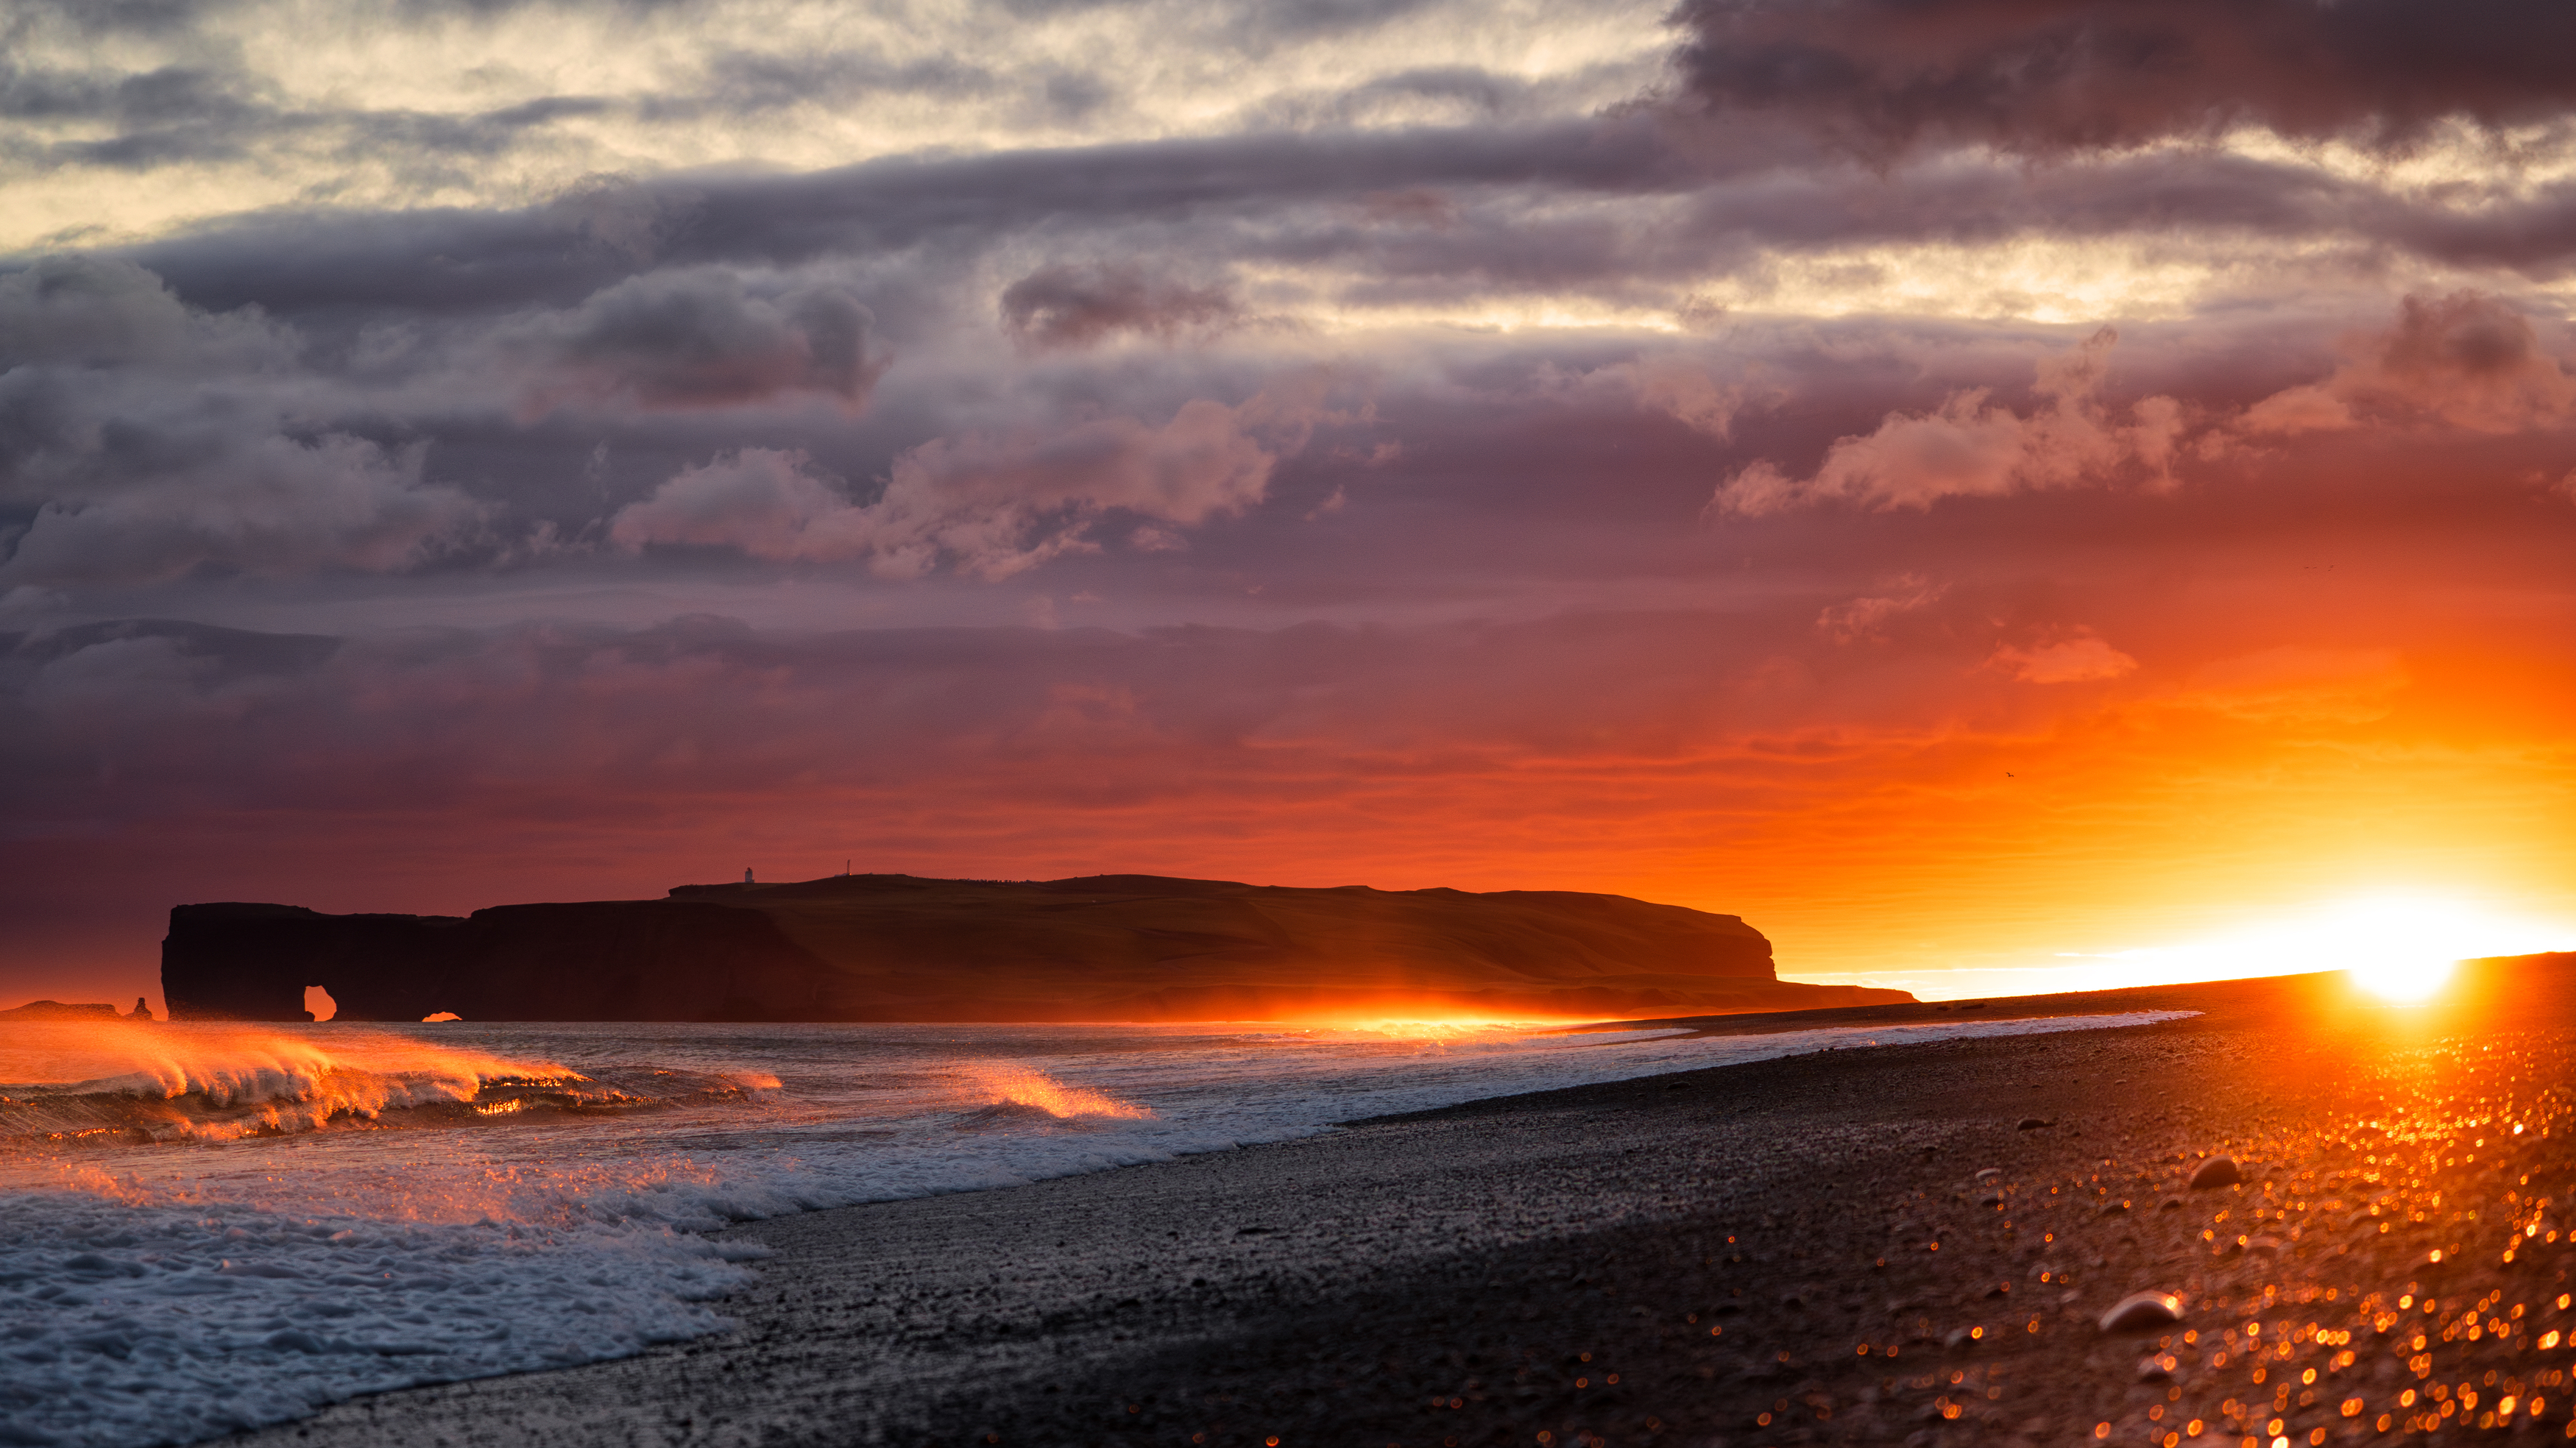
{"left": 231, "top": 958, "right": 2576, "bottom": 1448}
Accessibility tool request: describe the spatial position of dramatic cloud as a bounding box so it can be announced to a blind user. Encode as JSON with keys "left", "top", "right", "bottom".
{"left": 1675, "top": 0, "right": 2576, "bottom": 156}
{"left": 6, "top": 0, "right": 2576, "bottom": 1007}
{"left": 2237, "top": 291, "right": 2576, "bottom": 437}
{"left": 520, "top": 270, "right": 884, "bottom": 412}
{"left": 999, "top": 264, "right": 1238, "bottom": 350}
{"left": 0, "top": 256, "right": 486, "bottom": 587}
{"left": 612, "top": 389, "right": 1301, "bottom": 577}
{"left": 1624, "top": 358, "right": 1757, "bottom": 439}
{"left": 0, "top": 434, "right": 483, "bottom": 589}
{"left": 0, "top": 255, "right": 289, "bottom": 372}
{"left": 1711, "top": 329, "right": 2181, "bottom": 514}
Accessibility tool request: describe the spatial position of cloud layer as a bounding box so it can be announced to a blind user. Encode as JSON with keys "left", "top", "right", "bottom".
{"left": 4, "top": 0, "right": 2575, "bottom": 1001}
{"left": 1676, "top": 0, "right": 2576, "bottom": 155}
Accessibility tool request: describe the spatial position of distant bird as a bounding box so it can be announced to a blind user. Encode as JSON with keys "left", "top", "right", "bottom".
{"left": 2005, "top": 772, "right": 2015, "bottom": 778}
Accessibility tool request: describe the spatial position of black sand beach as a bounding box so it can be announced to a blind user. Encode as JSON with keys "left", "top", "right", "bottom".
{"left": 233, "top": 959, "right": 2576, "bottom": 1448}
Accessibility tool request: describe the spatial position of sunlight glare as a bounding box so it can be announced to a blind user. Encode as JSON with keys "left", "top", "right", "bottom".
{"left": 1330, "top": 1015, "right": 1564, "bottom": 1039}
{"left": 1788, "top": 891, "right": 2575, "bottom": 1001}
{"left": 2129, "top": 893, "right": 2555, "bottom": 1004}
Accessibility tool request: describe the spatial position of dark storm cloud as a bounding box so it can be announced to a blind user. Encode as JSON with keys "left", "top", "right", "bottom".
{"left": 522, "top": 269, "right": 884, "bottom": 411}
{"left": 0, "top": 0, "right": 216, "bottom": 36}
{"left": 0, "top": 42, "right": 630, "bottom": 176}
{"left": 7, "top": 1, "right": 2574, "bottom": 607}
{"left": 87, "top": 118, "right": 2576, "bottom": 355}
{"left": 0, "top": 255, "right": 287, "bottom": 367}
{"left": 676, "top": 49, "right": 1002, "bottom": 117}
{"left": 988, "top": 0, "right": 1442, "bottom": 40}
{"left": 0, "top": 62, "right": 240, "bottom": 124}
{"left": 1674, "top": 0, "right": 2576, "bottom": 156}
{"left": 0, "top": 256, "right": 486, "bottom": 588}
{"left": 1334, "top": 66, "right": 1531, "bottom": 118}
{"left": 110, "top": 118, "right": 1723, "bottom": 319}
{"left": 0, "top": 58, "right": 279, "bottom": 168}
{"left": 4, "top": 0, "right": 704, "bottom": 33}
{"left": 999, "top": 264, "right": 1237, "bottom": 350}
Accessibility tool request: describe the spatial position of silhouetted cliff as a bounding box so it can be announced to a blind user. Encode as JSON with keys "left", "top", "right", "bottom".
{"left": 0, "top": 1000, "right": 123, "bottom": 1021}
{"left": 163, "top": 873, "right": 1915, "bottom": 1022}
{"left": 162, "top": 901, "right": 832, "bottom": 1022}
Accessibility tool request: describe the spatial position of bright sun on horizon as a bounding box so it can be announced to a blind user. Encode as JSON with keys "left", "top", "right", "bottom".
{"left": 2135, "top": 892, "right": 2569, "bottom": 1004}
{"left": 1796, "top": 890, "right": 2576, "bottom": 1004}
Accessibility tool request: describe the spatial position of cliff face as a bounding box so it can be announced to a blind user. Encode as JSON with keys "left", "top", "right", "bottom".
{"left": 161, "top": 901, "right": 832, "bottom": 1022}
{"left": 163, "top": 873, "right": 1915, "bottom": 1022}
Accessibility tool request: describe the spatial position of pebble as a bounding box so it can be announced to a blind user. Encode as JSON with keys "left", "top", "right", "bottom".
{"left": 2016, "top": 1118, "right": 2051, "bottom": 1129}
{"left": 1974, "top": 1168, "right": 2003, "bottom": 1182}
{"left": 2135, "top": 1353, "right": 2176, "bottom": 1381}
{"left": 2188, "top": 1157, "right": 2240, "bottom": 1189}
{"left": 2096, "top": 1290, "right": 2184, "bottom": 1333}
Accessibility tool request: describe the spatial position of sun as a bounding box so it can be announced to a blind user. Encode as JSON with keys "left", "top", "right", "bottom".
{"left": 2296, "top": 897, "right": 2472, "bottom": 1004}
{"left": 2344, "top": 950, "right": 2456, "bottom": 1004}
{"left": 2122, "top": 892, "right": 2572, "bottom": 1005}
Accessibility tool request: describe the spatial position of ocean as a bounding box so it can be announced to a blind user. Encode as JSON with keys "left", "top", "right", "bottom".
{"left": 0, "top": 1011, "right": 2186, "bottom": 1447}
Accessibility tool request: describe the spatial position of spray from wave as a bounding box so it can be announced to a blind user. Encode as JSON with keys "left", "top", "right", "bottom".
{"left": 0, "top": 1022, "right": 774, "bottom": 1149}
{"left": 0, "top": 1023, "right": 815, "bottom": 1447}
{"left": 955, "top": 1062, "right": 1154, "bottom": 1121}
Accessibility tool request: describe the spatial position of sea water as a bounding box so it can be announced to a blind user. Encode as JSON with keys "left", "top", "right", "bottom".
{"left": 0, "top": 1011, "right": 2186, "bottom": 1446}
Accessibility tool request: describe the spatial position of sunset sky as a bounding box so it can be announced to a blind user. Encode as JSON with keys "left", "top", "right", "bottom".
{"left": 4, "top": 0, "right": 2575, "bottom": 1008}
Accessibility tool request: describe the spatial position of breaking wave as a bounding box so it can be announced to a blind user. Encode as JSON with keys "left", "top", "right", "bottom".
{"left": 0, "top": 1011, "right": 2193, "bottom": 1447}
{"left": 0, "top": 1022, "right": 777, "bottom": 1149}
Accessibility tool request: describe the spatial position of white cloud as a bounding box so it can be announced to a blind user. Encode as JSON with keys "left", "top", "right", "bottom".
{"left": 612, "top": 391, "right": 1299, "bottom": 578}
{"left": 1710, "top": 329, "right": 2182, "bottom": 515}
{"left": 1815, "top": 574, "right": 1945, "bottom": 645}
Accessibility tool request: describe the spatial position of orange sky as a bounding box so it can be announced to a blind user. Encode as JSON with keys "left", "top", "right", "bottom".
{"left": 5, "top": 0, "right": 2576, "bottom": 1011}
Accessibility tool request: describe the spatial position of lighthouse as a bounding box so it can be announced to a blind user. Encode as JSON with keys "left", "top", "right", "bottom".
{"left": 743, "top": 867, "right": 754, "bottom": 885}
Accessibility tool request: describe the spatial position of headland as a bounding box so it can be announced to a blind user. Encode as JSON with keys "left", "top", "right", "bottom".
{"left": 158, "top": 873, "right": 1914, "bottom": 1023}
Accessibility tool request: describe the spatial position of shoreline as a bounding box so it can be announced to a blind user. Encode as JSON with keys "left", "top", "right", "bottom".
{"left": 227, "top": 958, "right": 2576, "bottom": 1442}
{"left": 223, "top": 962, "right": 2576, "bottom": 1447}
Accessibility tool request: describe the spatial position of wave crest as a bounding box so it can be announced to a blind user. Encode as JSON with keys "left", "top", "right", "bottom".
{"left": 0, "top": 1023, "right": 765, "bottom": 1148}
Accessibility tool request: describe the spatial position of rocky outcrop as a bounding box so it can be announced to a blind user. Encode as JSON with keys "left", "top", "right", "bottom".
{"left": 163, "top": 873, "right": 1916, "bottom": 1023}
{"left": 0, "top": 1000, "right": 123, "bottom": 1021}
{"left": 161, "top": 901, "right": 833, "bottom": 1022}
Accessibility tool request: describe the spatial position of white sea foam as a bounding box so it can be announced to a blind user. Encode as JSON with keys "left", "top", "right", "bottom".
{"left": 0, "top": 1009, "right": 2189, "bottom": 1446}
